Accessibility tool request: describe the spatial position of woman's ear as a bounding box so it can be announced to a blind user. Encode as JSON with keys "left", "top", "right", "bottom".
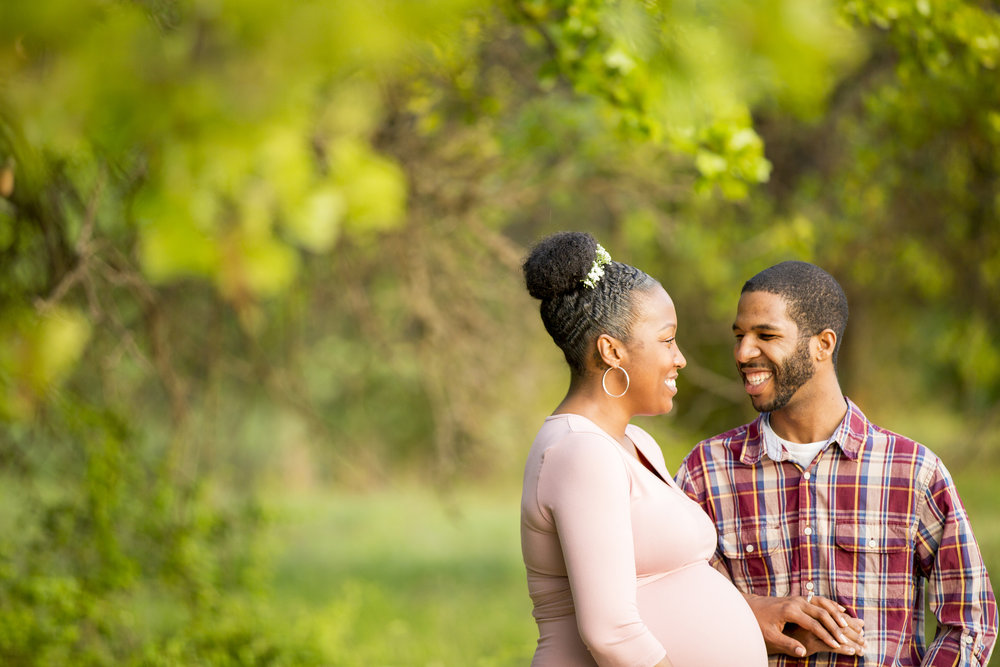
{"left": 596, "top": 333, "right": 626, "bottom": 368}
{"left": 814, "top": 329, "right": 837, "bottom": 363}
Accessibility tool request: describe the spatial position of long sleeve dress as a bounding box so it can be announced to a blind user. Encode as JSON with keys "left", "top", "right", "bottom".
{"left": 521, "top": 414, "right": 768, "bottom": 666}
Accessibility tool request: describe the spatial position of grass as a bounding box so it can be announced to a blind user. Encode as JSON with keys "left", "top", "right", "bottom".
{"left": 263, "top": 485, "right": 536, "bottom": 666}
{"left": 262, "top": 468, "right": 1000, "bottom": 666}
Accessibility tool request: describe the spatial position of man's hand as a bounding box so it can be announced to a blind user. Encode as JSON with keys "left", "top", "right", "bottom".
{"left": 787, "top": 621, "right": 865, "bottom": 658}
{"left": 744, "top": 593, "right": 865, "bottom": 658}
{"left": 791, "top": 596, "right": 866, "bottom": 657}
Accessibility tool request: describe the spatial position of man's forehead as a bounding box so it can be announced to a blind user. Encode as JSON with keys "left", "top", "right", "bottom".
{"left": 734, "top": 291, "right": 795, "bottom": 327}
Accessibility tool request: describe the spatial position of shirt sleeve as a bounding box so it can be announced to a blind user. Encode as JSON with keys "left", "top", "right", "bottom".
{"left": 537, "top": 434, "right": 667, "bottom": 667}
{"left": 672, "top": 449, "right": 703, "bottom": 504}
{"left": 916, "top": 459, "right": 997, "bottom": 666}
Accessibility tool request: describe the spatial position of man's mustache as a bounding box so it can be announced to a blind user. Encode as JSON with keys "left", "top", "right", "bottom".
{"left": 739, "top": 364, "right": 775, "bottom": 372}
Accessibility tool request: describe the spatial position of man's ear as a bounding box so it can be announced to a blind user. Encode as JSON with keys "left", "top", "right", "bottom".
{"left": 814, "top": 329, "right": 837, "bottom": 363}
{"left": 596, "top": 333, "right": 626, "bottom": 368}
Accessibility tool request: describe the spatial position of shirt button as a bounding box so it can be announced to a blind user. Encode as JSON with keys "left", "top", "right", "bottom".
{"left": 803, "top": 527, "right": 813, "bottom": 536}
{"left": 963, "top": 636, "right": 973, "bottom": 644}
{"left": 746, "top": 544, "right": 755, "bottom": 553}
{"left": 802, "top": 472, "right": 811, "bottom": 481}
{"left": 806, "top": 581, "right": 814, "bottom": 591}
{"left": 868, "top": 538, "right": 878, "bottom": 548}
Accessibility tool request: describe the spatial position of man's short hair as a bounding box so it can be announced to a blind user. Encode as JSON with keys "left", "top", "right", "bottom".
{"left": 742, "top": 261, "right": 849, "bottom": 365}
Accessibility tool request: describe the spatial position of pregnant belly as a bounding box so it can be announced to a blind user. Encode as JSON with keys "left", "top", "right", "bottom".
{"left": 636, "top": 563, "right": 767, "bottom": 667}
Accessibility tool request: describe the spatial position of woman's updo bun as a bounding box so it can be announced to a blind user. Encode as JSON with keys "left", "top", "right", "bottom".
{"left": 523, "top": 231, "right": 596, "bottom": 301}
{"left": 522, "top": 231, "right": 658, "bottom": 374}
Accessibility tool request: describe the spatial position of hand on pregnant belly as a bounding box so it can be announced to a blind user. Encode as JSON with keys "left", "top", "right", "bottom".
{"left": 744, "top": 593, "right": 866, "bottom": 657}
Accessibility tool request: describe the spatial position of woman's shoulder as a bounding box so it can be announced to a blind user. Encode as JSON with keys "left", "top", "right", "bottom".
{"left": 537, "top": 415, "right": 629, "bottom": 464}
{"left": 532, "top": 417, "right": 632, "bottom": 498}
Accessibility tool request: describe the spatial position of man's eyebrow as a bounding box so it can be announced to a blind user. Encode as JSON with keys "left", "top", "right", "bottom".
{"left": 732, "top": 323, "right": 783, "bottom": 332}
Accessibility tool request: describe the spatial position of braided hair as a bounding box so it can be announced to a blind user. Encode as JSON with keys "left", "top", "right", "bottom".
{"left": 523, "top": 231, "right": 658, "bottom": 374}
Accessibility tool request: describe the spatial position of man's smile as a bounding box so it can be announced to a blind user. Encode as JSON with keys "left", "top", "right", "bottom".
{"left": 743, "top": 371, "right": 772, "bottom": 386}
{"left": 740, "top": 365, "right": 775, "bottom": 396}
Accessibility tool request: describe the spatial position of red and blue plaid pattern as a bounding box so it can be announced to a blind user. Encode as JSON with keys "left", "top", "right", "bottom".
{"left": 675, "top": 399, "right": 997, "bottom": 666}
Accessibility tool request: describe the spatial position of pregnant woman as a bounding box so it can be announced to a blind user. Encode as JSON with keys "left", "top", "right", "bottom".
{"left": 519, "top": 231, "right": 767, "bottom": 666}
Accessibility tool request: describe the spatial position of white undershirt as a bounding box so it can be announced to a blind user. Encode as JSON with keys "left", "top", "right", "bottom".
{"left": 761, "top": 416, "right": 829, "bottom": 469}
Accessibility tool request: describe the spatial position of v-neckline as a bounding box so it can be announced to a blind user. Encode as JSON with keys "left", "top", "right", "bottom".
{"left": 632, "top": 440, "right": 668, "bottom": 484}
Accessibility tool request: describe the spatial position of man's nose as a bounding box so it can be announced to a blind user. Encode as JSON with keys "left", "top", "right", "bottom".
{"left": 734, "top": 337, "right": 760, "bottom": 364}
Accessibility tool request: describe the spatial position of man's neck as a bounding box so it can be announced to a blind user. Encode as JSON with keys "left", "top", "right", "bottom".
{"left": 768, "top": 376, "right": 848, "bottom": 444}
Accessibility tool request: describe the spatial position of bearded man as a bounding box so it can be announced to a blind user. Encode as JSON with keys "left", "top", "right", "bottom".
{"left": 675, "top": 261, "right": 996, "bottom": 666}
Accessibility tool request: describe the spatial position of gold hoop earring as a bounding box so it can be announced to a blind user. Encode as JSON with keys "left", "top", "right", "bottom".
{"left": 602, "top": 366, "right": 629, "bottom": 398}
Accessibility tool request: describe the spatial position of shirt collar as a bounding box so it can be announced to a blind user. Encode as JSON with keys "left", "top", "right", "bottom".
{"left": 738, "top": 397, "right": 870, "bottom": 465}
{"left": 760, "top": 415, "right": 786, "bottom": 463}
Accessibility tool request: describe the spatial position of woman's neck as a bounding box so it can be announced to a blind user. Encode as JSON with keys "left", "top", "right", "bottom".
{"left": 554, "top": 386, "right": 632, "bottom": 449}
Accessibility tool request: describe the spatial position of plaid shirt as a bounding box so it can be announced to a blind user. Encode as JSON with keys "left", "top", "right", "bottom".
{"left": 675, "top": 398, "right": 997, "bottom": 666}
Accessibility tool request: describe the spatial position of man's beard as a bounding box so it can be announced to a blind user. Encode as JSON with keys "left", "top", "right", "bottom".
{"left": 748, "top": 338, "right": 815, "bottom": 413}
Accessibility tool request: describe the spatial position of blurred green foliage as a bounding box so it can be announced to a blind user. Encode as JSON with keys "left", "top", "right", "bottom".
{"left": 1, "top": 0, "right": 999, "bottom": 662}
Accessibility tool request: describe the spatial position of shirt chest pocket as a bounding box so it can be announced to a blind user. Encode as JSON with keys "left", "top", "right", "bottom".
{"left": 719, "top": 522, "right": 790, "bottom": 596}
{"left": 833, "top": 521, "right": 913, "bottom": 602}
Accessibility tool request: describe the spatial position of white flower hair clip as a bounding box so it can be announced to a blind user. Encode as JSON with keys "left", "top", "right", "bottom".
{"left": 582, "top": 244, "right": 612, "bottom": 289}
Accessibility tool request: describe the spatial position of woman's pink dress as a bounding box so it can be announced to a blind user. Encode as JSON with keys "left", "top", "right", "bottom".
{"left": 521, "top": 414, "right": 768, "bottom": 666}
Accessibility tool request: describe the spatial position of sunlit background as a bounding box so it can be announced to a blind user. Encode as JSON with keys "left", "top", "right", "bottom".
{"left": 1, "top": 0, "right": 998, "bottom": 664}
